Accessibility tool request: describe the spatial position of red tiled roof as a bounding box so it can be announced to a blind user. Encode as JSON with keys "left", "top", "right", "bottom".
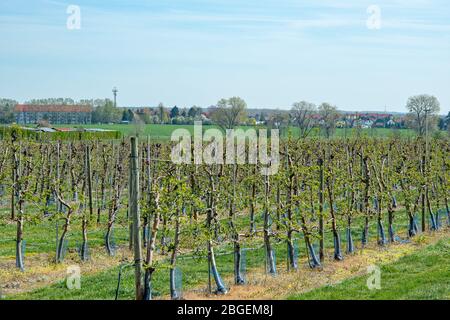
{"left": 14, "top": 104, "right": 93, "bottom": 113}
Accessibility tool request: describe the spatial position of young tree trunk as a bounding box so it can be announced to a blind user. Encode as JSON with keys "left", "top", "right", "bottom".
{"left": 105, "top": 199, "right": 119, "bottom": 256}
{"left": 421, "top": 153, "right": 427, "bottom": 232}
{"left": 85, "top": 145, "right": 93, "bottom": 221}
{"left": 205, "top": 166, "right": 228, "bottom": 293}
{"left": 78, "top": 145, "right": 90, "bottom": 261}
{"left": 104, "top": 225, "right": 113, "bottom": 257}
{"left": 13, "top": 141, "right": 24, "bottom": 270}
{"left": 388, "top": 209, "right": 395, "bottom": 243}
{"left": 326, "top": 178, "right": 343, "bottom": 261}
{"left": 263, "top": 174, "right": 276, "bottom": 275}
{"left": 375, "top": 197, "right": 386, "bottom": 246}
{"left": 208, "top": 241, "right": 227, "bottom": 293}
{"left": 346, "top": 217, "right": 354, "bottom": 254}
{"left": 439, "top": 157, "right": 450, "bottom": 226}
{"left": 421, "top": 191, "right": 426, "bottom": 232}
{"left": 11, "top": 146, "right": 17, "bottom": 220}
{"left": 286, "top": 231, "right": 297, "bottom": 270}
{"left": 105, "top": 143, "right": 126, "bottom": 256}
{"left": 318, "top": 157, "right": 325, "bottom": 262}
{"left": 426, "top": 188, "right": 438, "bottom": 231}
{"left": 97, "top": 176, "right": 106, "bottom": 224}
{"left": 97, "top": 147, "right": 108, "bottom": 224}
{"left": 286, "top": 216, "right": 296, "bottom": 272}
{"left": 408, "top": 214, "right": 419, "bottom": 237}
{"left": 56, "top": 213, "right": 72, "bottom": 263}
{"left": 285, "top": 154, "right": 297, "bottom": 271}
{"left": 361, "top": 156, "right": 371, "bottom": 246}
{"left": 15, "top": 203, "right": 24, "bottom": 271}
{"left": 345, "top": 147, "right": 356, "bottom": 254}
{"left": 249, "top": 165, "right": 257, "bottom": 235}
{"left": 81, "top": 217, "right": 89, "bottom": 261}
{"left": 142, "top": 217, "right": 149, "bottom": 248}
{"left": 56, "top": 142, "right": 61, "bottom": 213}
{"left": 170, "top": 207, "right": 181, "bottom": 299}
{"left": 304, "top": 233, "right": 321, "bottom": 269}
{"left": 160, "top": 217, "right": 167, "bottom": 255}
{"left": 143, "top": 137, "right": 152, "bottom": 247}
{"left": 444, "top": 196, "right": 450, "bottom": 227}
{"left": 362, "top": 217, "right": 369, "bottom": 245}
{"left": 143, "top": 190, "right": 160, "bottom": 300}
{"left": 406, "top": 200, "right": 419, "bottom": 238}
{"left": 229, "top": 164, "right": 245, "bottom": 284}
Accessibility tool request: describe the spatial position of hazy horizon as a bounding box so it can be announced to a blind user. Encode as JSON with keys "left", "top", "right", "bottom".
{"left": 1, "top": 0, "right": 449, "bottom": 114}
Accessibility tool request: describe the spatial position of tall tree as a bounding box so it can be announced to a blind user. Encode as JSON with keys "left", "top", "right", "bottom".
{"left": 92, "top": 100, "right": 122, "bottom": 124}
{"left": 318, "top": 103, "right": 339, "bottom": 139}
{"left": 406, "top": 94, "right": 440, "bottom": 136}
{"left": 209, "top": 97, "right": 247, "bottom": 129}
{"left": 157, "top": 103, "right": 169, "bottom": 124}
{"left": 291, "top": 101, "right": 317, "bottom": 138}
{"left": 170, "top": 106, "right": 180, "bottom": 119}
{"left": 188, "top": 106, "right": 202, "bottom": 118}
{"left": 267, "top": 110, "right": 289, "bottom": 136}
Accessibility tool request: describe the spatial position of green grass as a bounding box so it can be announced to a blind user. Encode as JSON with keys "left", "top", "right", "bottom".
{"left": 0, "top": 202, "right": 421, "bottom": 258}
{"left": 0, "top": 208, "right": 130, "bottom": 258}
{"left": 5, "top": 208, "right": 439, "bottom": 300}
{"left": 49, "top": 124, "right": 418, "bottom": 140}
{"left": 2, "top": 198, "right": 447, "bottom": 300}
{"left": 288, "top": 238, "right": 450, "bottom": 300}
{"left": 9, "top": 231, "right": 449, "bottom": 300}
{"left": 7, "top": 239, "right": 273, "bottom": 300}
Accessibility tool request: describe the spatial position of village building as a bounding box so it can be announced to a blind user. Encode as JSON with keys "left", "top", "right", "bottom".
{"left": 14, "top": 104, "right": 92, "bottom": 125}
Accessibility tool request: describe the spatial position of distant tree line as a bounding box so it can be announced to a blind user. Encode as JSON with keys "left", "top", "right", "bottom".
{"left": 122, "top": 103, "right": 206, "bottom": 125}
{"left": 266, "top": 95, "right": 449, "bottom": 138}
{"left": 1, "top": 95, "right": 449, "bottom": 137}
{"left": 0, "top": 99, "right": 17, "bottom": 124}
{"left": 92, "top": 100, "right": 122, "bottom": 124}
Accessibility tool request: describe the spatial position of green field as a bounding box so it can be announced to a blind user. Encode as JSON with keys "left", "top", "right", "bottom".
{"left": 288, "top": 238, "right": 450, "bottom": 300}
{"left": 50, "top": 123, "right": 418, "bottom": 140}
{"left": 1, "top": 123, "right": 422, "bottom": 141}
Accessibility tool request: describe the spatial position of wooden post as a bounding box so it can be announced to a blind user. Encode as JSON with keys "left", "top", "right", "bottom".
{"left": 128, "top": 158, "right": 134, "bottom": 251}
{"left": 130, "top": 137, "right": 143, "bottom": 300}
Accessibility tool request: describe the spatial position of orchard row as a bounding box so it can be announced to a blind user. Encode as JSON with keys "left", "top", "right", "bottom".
{"left": 0, "top": 134, "right": 449, "bottom": 299}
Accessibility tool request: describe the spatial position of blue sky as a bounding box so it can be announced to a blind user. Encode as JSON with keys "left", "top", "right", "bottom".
{"left": 1, "top": 0, "right": 449, "bottom": 113}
